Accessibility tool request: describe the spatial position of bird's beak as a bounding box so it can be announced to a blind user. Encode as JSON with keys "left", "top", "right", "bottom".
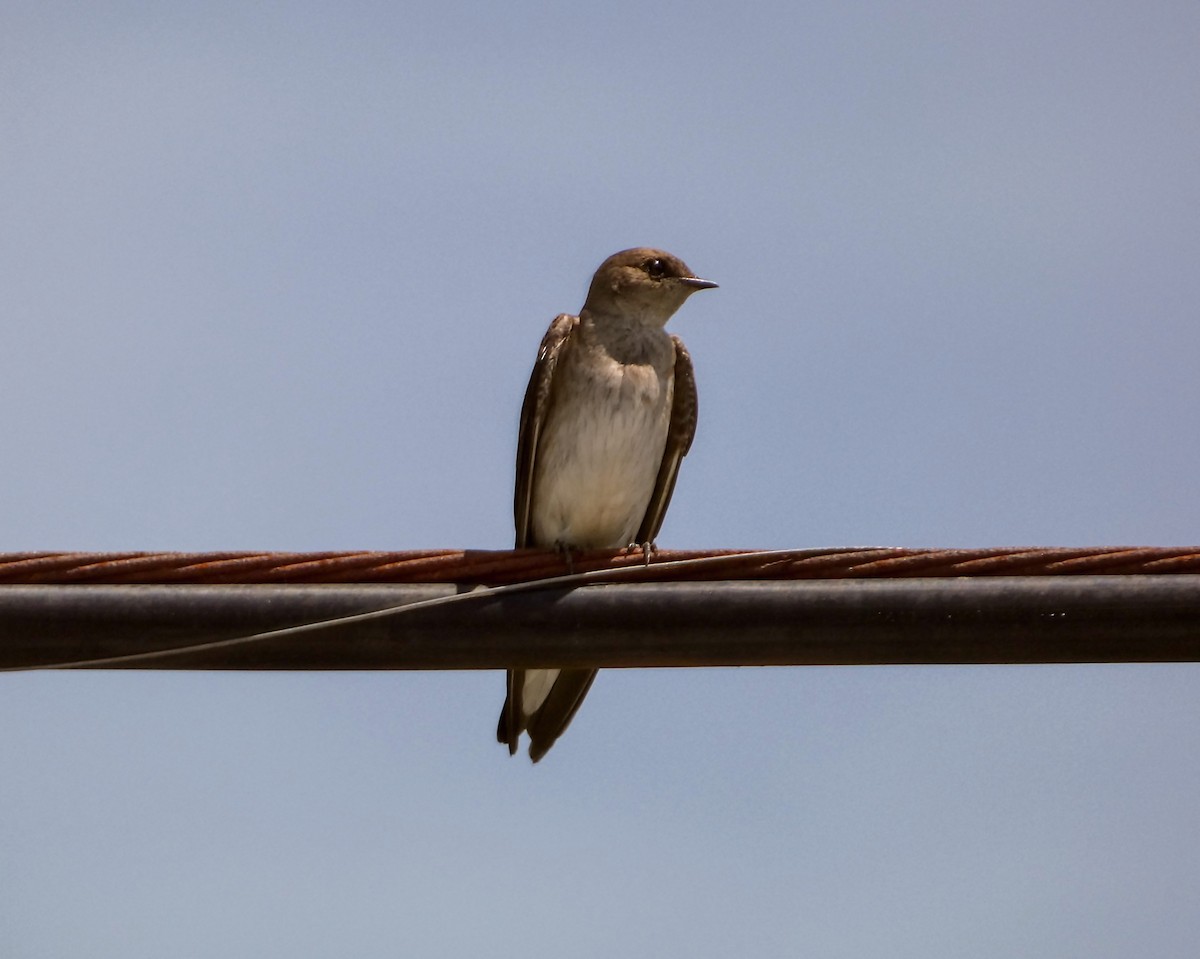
{"left": 681, "top": 276, "right": 718, "bottom": 290}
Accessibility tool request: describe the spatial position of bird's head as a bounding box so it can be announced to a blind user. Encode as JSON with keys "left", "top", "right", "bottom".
{"left": 583, "top": 248, "right": 717, "bottom": 326}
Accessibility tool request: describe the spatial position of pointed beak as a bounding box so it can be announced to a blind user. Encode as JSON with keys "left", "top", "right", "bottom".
{"left": 681, "top": 276, "right": 718, "bottom": 290}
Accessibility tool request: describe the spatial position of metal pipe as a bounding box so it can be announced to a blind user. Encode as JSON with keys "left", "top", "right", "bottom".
{"left": 1, "top": 576, "right": 1199, "bottom": 671}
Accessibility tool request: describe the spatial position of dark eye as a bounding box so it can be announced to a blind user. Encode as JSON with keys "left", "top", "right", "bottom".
{"left": 644, "top": 258, "right": 667, "bottom": 278}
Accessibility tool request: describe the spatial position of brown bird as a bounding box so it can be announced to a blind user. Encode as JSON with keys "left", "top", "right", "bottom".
{"left": 497, "top": 248, "right": 717, "bottom": 761}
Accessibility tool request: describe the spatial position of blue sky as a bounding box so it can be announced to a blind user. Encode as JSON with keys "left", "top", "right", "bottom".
{"left": 2, "top": 1, "right": 1198, "bottom": 956}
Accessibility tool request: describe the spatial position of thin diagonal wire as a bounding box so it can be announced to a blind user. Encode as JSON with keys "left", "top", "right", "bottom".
{"left": 2, "top": 551, "right": 797, "bottom": 672}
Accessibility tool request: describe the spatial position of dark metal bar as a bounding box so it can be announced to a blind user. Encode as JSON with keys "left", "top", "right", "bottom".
{"left": 1, "top": 576, "right": 1199, "bottom": 671}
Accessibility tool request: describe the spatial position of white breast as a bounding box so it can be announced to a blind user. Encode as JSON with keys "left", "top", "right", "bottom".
{"left": 531, "top": 342, "right": 674, "bottom": 549}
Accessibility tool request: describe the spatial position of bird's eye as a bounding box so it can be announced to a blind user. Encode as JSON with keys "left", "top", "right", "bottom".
{"left": 644, "top": 258, "right": 667, "bottom": 278}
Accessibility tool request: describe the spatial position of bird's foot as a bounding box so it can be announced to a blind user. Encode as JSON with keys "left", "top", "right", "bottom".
{"left": 624, "top": 541, "right": 657, "bottom": 567}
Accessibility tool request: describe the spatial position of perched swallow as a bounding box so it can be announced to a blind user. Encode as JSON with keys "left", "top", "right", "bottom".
{"left": 498, "top": 248, "right": 717, "bottom": 761}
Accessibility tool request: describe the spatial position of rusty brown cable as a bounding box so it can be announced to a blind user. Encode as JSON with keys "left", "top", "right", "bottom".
{"left": 3, "top": 546, "right": 1200, "bottom": 585}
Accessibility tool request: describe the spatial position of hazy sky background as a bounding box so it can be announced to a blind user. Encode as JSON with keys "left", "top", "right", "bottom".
{"left": 2, "top": 1, "right": 1199, "bottom": 956}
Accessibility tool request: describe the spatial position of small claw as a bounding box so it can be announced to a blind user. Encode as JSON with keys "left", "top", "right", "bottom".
{"left": 621, "top": 541, "right": 657, "bottom": 567}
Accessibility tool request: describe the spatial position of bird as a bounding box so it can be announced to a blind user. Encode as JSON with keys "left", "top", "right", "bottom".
{"left": 497, "top": 247, "right": 717, "bottom": 762}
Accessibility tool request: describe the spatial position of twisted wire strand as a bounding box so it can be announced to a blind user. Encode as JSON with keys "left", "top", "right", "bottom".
{"left": 0, "top": 546, "right": 1198, "bottom": 585}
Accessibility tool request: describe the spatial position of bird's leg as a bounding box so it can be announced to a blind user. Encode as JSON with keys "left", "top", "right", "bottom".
{"left": 554, "top": 540, "right": 576, "bottom": 574}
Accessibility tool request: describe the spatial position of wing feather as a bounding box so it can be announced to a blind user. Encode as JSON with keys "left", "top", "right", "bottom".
{"left": 502, "top": 314, "right": 578, "bottom": 755}
{"left": 635, "top": 335, "right": 698, "bottom": 544}
{"left": 513, "top": 314, "right": 578, "bottom": 548}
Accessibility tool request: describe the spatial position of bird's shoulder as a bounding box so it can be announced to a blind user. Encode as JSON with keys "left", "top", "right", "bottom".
{"left": 522, "top": 313, "right": 578, "bottom": 422}
{"left": 535, "top": 313, "right": 578, "bottom": 364}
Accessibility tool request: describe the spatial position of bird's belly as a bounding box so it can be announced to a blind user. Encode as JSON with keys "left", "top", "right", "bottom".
{"left": 531, "top": 375, "right": 671, "bottom": 548}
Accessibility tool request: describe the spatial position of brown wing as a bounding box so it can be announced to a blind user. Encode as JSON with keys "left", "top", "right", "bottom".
{"left": 502, "top": 313, "right": 578, "bottom": 755}
{"left": 513, "top": 313, "right": 578, "bottom": 549}
{"left": 635, "top": 335, "right": 698, "bottom": 545}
